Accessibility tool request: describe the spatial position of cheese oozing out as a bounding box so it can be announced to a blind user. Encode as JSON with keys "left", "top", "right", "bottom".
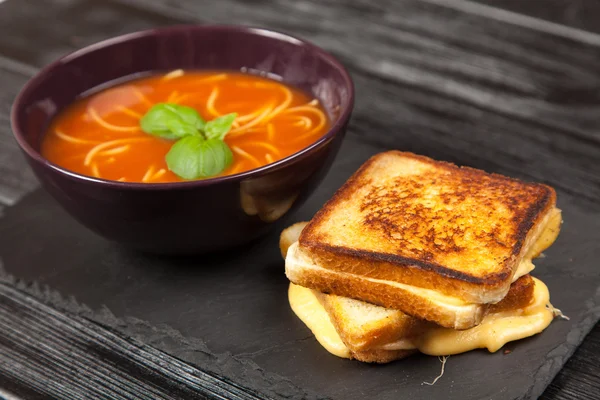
{"left": 511, "top": 207, "right": 562, "bottom": 282}
{"left": 289, "top": 277, "right": 554, "bottom": 358}
{"left": 289, "top": 283, "right": 351, "bottom": 358}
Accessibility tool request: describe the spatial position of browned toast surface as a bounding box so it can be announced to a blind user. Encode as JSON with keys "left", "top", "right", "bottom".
{"left": 488, "top": 274, "right": 535, "bottom": 313}
{"left": 299, "top": 151, "right": 556, "bottom": 302}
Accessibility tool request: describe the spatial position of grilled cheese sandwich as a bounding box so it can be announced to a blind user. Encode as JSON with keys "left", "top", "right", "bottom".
{"left": 281, "top": 151, "right": 563, "bottom": 363}
{"left": 287, "top": 152, "right": 560, "bottom": 329}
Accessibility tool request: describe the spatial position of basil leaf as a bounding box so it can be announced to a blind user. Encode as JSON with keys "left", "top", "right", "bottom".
{"left": 165, "top": 136, "right": 203, "bottom": 179}
{"left": 169, "top": 104, "right": 206, "bottom": 131}
{"left": 167, "top": 117, "right": 201, "bottom": 138}
{"left": 140, "top": 103, "right": 205, "bottom": 139}
{"left": 197, "top": 139, "right": 233, "bottom": 177}
{"left": 166, "top": 136, "right": 233, "bottom": 180}
{"left": 140, "top": 105, "right": 179, "bottom": 139}
{"left": 204, "top": 113, "right": 237, "bottom": 140}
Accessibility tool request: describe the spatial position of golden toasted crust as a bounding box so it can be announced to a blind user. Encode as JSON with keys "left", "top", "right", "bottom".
{"left": 349, "top": 348, "right": 416, "bottom": 363}
{"left": 299, "top": 151, "right": 556, "bottom": 303}
{"left": 488, "top": 274, "right": 535, "bottom": 313}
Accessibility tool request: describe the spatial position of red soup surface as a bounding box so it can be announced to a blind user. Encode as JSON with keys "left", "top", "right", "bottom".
{"left": 41, "top": 70, "right": 331, "bottom": 183}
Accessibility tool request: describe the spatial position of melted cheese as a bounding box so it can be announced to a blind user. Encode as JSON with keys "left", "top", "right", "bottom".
{"left": 525, "top": 207, "right": 562, "bottom": 259}
{"left": 289, "top": 278, "right": 553, "bottom": 359}
{"left": 288, "top": 283, "right": 351, "bottom": 358}
{"left": 414, "top": 277, "right": 553, "bottom": 355}
{"left": 508, "top": 208, "right": 561, "bottom": 282}
{"left": 287, "top": 208, "right": 560, "bottom": 358}
{"left": 513, "top": 258, "right": 534, "bottom": 282}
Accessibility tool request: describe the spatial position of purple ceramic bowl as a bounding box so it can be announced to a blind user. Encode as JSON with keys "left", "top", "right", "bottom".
{"left": 11, "top": 25, "right": 354, "bottom": 254}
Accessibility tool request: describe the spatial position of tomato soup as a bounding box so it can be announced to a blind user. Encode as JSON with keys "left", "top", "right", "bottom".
{"left": 41, "top": 70, "right": 331, "bottom": 183}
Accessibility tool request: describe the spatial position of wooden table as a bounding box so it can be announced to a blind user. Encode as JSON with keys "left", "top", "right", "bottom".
{"left": 0, "top": 0, "right": 598, "bottom": 399}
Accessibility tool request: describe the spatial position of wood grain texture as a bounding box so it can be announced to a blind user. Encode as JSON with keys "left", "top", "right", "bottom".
{"left": 476, "top": 0, "right": 600, "bottom": 34}
{"left": 544, "top": 323, "right": 600, "bottom": 400}
{"left": 0, "top": 280, "right": 281, "bottom": 400}
{"left": 0, "top": 0, "right": 175, "bottom": 67}
{"left": 0, "top": 0, "right": 598, "bottom": 399}
{"left": 0, "top": 56, "right": 37, "bottom": 205}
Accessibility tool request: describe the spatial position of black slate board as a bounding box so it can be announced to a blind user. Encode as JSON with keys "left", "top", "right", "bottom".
{"left": 1, "top": 136, "right": 598, "bottom": 400}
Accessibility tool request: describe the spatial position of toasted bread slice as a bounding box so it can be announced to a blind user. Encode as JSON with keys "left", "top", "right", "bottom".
{"left": 298, "top": 151, "right": 558, "bottom": 305}
{"left": 313, "top": 290, "right": 424, "bottom": 352}
{"left": 287, "top": 242, "right": 485, "bottom": 328}
{"left": 317, "top": 275, "right": 535, "bottom": 353}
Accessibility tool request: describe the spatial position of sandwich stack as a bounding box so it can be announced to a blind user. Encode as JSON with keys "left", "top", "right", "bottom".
{"left": 281, "top": 151, "right": 562, "bottom": 363}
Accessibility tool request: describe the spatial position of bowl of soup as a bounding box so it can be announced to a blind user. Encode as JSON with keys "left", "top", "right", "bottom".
{"left": 11, "top": 25, "right": 353, "bottom": 254}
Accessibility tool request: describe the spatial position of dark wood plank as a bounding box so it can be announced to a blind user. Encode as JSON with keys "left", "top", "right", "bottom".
{"left": 0, "top": 56, "right": 37, "bottom": 206}
{"left": 475, "top": 0, "right": 600, "bottom": 34}
{"left": 543, "top": 322, "right": 600, "bottom": 400}
{"left": 0, "top": 0, "right": 176, "bottom": 67}
{"left": 1, "top": 0, "right": 599, "bottom": 201}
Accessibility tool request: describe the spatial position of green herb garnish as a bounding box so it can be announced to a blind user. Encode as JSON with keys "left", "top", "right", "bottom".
{"left": 140, "top": 103, "right": 236, "bottom": 179}
{"left": 141, "top": 103, "right": 205, "bottom": 139}
{"left": 204, "top": 113, "right": 237, "bottom": 141}
{"left": 165, "top": 137, "right": 233, "bottom": 180}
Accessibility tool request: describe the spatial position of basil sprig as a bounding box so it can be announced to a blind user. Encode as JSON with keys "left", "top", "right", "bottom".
{"left": 140, "top": 103, "right": 236, "bottom": 180}
{"left": 141, "top": 104, "right": 205, "bottom": 139}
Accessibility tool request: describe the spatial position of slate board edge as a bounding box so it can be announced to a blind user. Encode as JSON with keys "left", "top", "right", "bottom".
{"left": 0, "top": 263, "right": 325, "bottom": 400}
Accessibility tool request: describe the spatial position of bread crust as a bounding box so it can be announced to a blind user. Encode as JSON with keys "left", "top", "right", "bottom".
{"left": 299, "top": 151, "right": 556, "bottom": 303}
{"left": 286, "top": 248, "right": 486, "bottom": 329}
{"left": 488, "top": 274, "right": 535, "bottom": 313}
{"left": 315, "top": 291, "right": 425, "bottom": 350}
{"left": 349, "top": 348, "right": 416, "bottom": 363}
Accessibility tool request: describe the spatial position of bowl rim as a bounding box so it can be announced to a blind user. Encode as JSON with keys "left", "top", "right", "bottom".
{"left": 11, "top": 24, "right": 354, "bottom": 190}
